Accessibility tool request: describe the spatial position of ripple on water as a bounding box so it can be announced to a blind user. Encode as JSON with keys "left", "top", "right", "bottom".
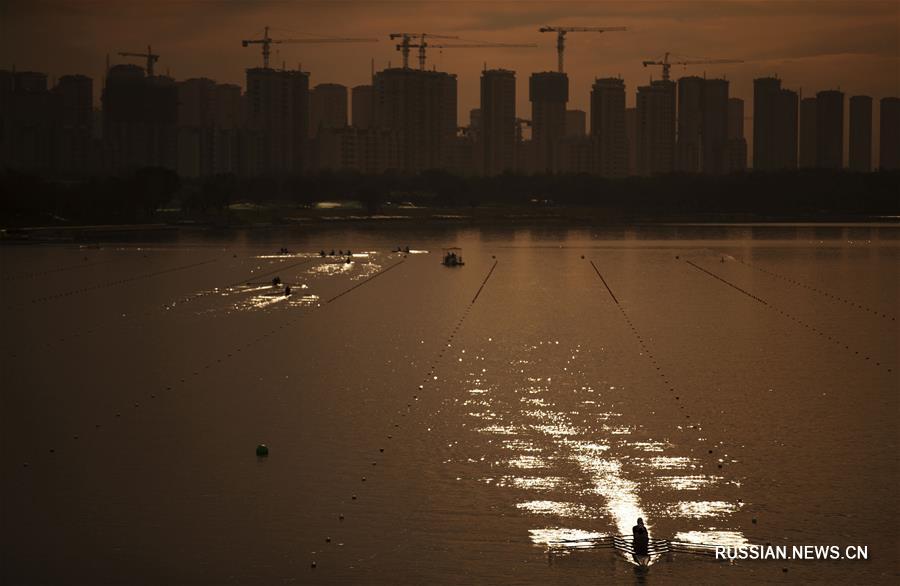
{"left": 494, "top": 476, "right": 567, "bottom": 491}
{"left": 671, "top": 500, "right": 740, "bottom": 518}
{"left": 674, "top": 530, "right": 749, "bottom": 547}
{"left": 528, "top": 527, "right": 604, "bottom": 548}
{"left": 637, "top": 455, "right": 696, "bottom": 470}
{"left": 516, "top": 500, "right": 594, "bottom": 518}
{"left": 508, "top": 455, "right": 548, "bottom": 469}
{"left": 657, "top": 475, "right": 720, "bottom": 491}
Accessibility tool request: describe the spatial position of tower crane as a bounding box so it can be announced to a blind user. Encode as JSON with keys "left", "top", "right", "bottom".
{"left": 118, "top": 45, "right": 160, "bottom": 77}
{"left": 389, "top": 33, "right": 460, "bottom": 69}
{"left": 538, "top": 26, "right": 626, "bottom": 73}
{"left": 642, "top": 52, "right": 744, "bottom": 82}
{"left": 242, "top": 26, "right": 378, "bottom": 69}
{"left": 403, "top": 42, "right": 538, "bottom": 71}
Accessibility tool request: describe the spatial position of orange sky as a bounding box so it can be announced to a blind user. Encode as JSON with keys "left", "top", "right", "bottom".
{"left": 3, "top": 0, "right": 899, "bottom": 162}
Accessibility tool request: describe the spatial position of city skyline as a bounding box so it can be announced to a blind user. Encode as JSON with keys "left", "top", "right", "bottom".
{"left": 3, "top": 1, "right": 898, "bottom": 152}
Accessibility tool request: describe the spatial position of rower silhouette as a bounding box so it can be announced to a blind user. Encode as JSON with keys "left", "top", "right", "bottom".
{"left": 632, "top": 518, "right": 649, "bottom": 556}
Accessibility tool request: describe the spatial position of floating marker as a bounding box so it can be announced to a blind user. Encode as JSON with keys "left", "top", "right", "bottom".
{"left": 256, "top": 444, "right": 269, "bottom": 457}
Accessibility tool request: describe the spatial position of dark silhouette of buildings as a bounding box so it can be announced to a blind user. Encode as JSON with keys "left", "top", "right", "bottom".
{"left": 175, "top": 78, "right": 242, "bottom": 177}
{"left": 753, "top": 77, "right": 797, "bottom": 170}
{"left": 351, "top": 84, "right": 373, "bottom": 129}
{"left": 309, "top": 83, "right": 348, "bottom": 138}
{"left": 479, "top": 69, "right": 516, "bottom": 176}
{"left": 848, "top": 95, "right": 872, "bottom": 172}
{"left": 701, "top": 78, "right": 729, "bottom": 174}
{"left": 52, "top": 74, "right": 94, "bottom": 175}
{"left": 2, "top": 71, "right": 54, "bottom": 172}
{"left": 636, "top": 79, "right": 675, "bottom": 175}
{"left": 880, "top": 97, "right": 900, "bottom": 170}
{"left": 102, "top": 64, "right": 178, "bottom": 174}
{"left": 725, "top": 97, "right": 747, "bottom": 172}
{"left": 590, "top": 77, "right": 626, "bottom": 178}
{"left": 244, "top": 67, "right": 309, "bottom": 175}
{"left": 2, "top": 59, "right": 897, "bottom": 180}
{"left": 565, "top": 109, "right": 586, "bottom": 137}
{"left": 625, "top": 106, "right": 637, "bottom": 175}
{"left": 677, "top": 76, "right": 704, "bottom": 173}
{"left": 816, "top": 90, "right": 843, "bottom": 169}
{"left": 529, "top": 72, "right": 568, "bottom": 173}
{"left": 373, "top": 68, "right": 457, "bottom": 173}
{"left": 799, "top": 97, "right": 817, "bottom": 168}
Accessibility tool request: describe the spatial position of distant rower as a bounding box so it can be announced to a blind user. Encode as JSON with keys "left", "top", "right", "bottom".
{"left": 633, "top": 518, "right": 649, "bottom": 556}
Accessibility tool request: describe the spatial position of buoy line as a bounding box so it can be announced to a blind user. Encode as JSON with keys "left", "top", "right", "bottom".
{"left": 730, "top": 255, "right": 897, "bottom": 322}
{"left": 686, "top": 260, "right": 894, "bottom": 373}
{"left": 6, "top": 258, "right": 219, "bottom": 309}
{"left": 312, "top": 259, "right": 499, "bottom": 572}
{"left": 588, "top": 258, "right": 738, "bottom": 491}
{"left": 326, "top": 259, "right": 406, "bottom": 304}
{"left": 13, "top": 253, "right": 413, "bottom": 473}
{"left": 0, "top": 256, "right": 128, "bottom": 282}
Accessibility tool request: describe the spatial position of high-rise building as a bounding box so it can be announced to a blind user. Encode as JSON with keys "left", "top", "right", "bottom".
{"left": 815, "top": 90, "right": 843, "bottom": 169}
{"left": 557, "top": 135, "right": 593, "bottom": 173}
{"left": 317, "top": 126, "right": 400, "bottom": 173}
{"left": 725, "top": 97, "right": 747, "bottom": 172}
{"left": 529, "top": 72, "right": 568, "bottom": 173}
{"left": 0, "top": 71, "right": 52, "bottom": 172}
{"left": 51, "top": 74, "right": 93, "bottom": 175}
{"left": 244, "top": 67, "right": 308, "bottom": 175}
{"left": 176, "top": 77, "right": 215, "bottom": 177}
{"left": 310, "top": 83, "right": 348, "bottom": 138}
{"left": 636, "top": 79, "right": 675, "bottom": 175}
{"left": 676, "top": 76, "right": 704, "bottom": 172}
{"left": 625, "top": 107, "right": 637, "bottom": 176}
{"left": 776, "top": 88, "right": 799, "bottom": 169}
{"left": 799, "top": 97, "right": 817, "bottom": 168}
{"left": 880, "top": 97, "right": 900, "bottom": 170}
{"left": 590, "top": 77, "right": 626, "bottom": 178}
{"left": 701, "top": 78, "right": 729, "bottom": 174}
{"left": 373, "top": 68, "right": 457, "bottom": 173}
{"left": 753, "top": 77, "right": 797, "bottom": 170}
{"left": 480, "top": 69, "right": 516, "bottom": 176}
{"left": 351, "top": 85, "right": 373, "bottom": 129}
{"left": 213, "top": 83, "right": 241, "bottom": 174}
{"left": 102, "top": 64, "right": 178, "bottom": 173}
{"left": 848, "top": 95, "right": 872, "bottom": 172}
{"left": 727, "top": 98, "right": 744, "bottom": 140}
{"left": 565, "top": 109, "right": 586, "bottom": 137}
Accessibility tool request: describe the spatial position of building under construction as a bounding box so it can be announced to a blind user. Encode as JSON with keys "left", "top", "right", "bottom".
{"left": 373, "top": 67, "right": 457, "bottom": 173}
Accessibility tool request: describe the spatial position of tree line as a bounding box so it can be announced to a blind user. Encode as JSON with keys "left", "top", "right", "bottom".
{"left": 1, "top": 167, "right": 898, "bottom": 226}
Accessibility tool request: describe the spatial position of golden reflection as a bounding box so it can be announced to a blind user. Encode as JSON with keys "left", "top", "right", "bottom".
{"left": 569, "top": 442, "right": 647, "bottom": 535}
{"left": 658, "top": 475, "right": 720, "bottom": 491}
{"left": 516, "top": 500, "right": 593, "bottom": 518}
{"left": 507, "top": 455, "right": 547, "bottom": 469}
{"left": 495, "top": 476, "right": 566, "bottom": 490}
{"left": 674, "top": 530, "right": 749, "bottom": 547}
{"left": 672, "top": 500, "right": 739, "bottom": 518}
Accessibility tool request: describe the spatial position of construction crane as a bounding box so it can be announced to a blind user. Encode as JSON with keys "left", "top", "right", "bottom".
{"left": 390, "top": 33, "right": 461, "bottom": 69}
{"left": 642, "top": 52, "right": 744, "bottom": 82}
{"left": 538, "top": 26, "right": 627, "bottom": 73}
{"left": 404, "top": 42, "right": 538, "bottom": 71}
{"left": 242, "top": 26, "right": 378, "bottom": 69}
{"left": 118, "top": 45, "right": 160, "bottom": 77}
